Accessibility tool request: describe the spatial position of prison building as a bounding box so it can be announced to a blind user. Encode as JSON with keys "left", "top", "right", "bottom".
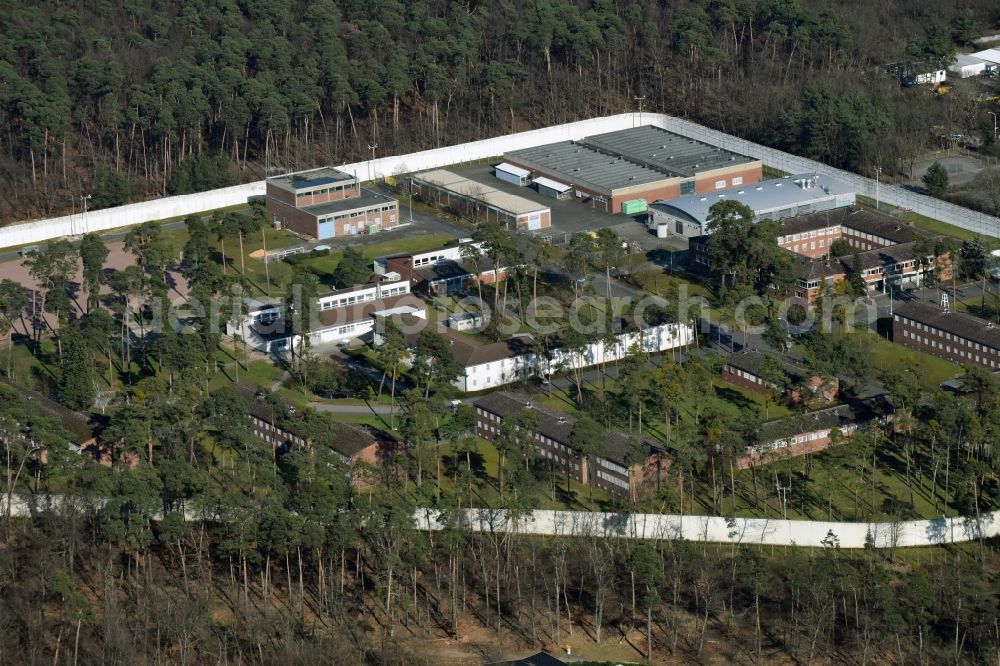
{"left": 738, "top": 397, "right": 893, "bottom": 469}
{"left": 776, "top": 208, "right": 921, "bottom": 259}
{"left": 410, "top": 169, "right": 551, "bottom": 231}
{"left": 473, "top": 391, "right": 667, "bottom": 501}
{"left": 265, "top": 167, "right": 400, "bottom": 239}
{"left": 503, "top": 125, "right": 762, "bottom": 214}
{"left": 649, "top": 174, "right": 855, "bottom": 238}
{"left": 893, "top": 301, "right": 1000, "bottom": 370}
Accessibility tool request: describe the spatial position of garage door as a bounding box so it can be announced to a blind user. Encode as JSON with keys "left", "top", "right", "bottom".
{"left": 318, "top": 219, "right": 335, "bottom": 239}
{"left": 526, "top": 213, "right": 542, "bottom": 231}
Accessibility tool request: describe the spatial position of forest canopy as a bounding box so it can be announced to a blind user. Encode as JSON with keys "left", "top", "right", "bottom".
{"left": 0, "top": 0, "right": 996, "bottom": 220}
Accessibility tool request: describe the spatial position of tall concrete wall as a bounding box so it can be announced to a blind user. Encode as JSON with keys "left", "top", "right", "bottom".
{"left": 3, "top": 113, "right": 998, "bottom": 250}
{"left": 0, "top": 182, "right": 267, "bottom": 247}
{"left": 413, "top": 507, "right": 1000, "bottom": 549}
{"left": 3, "top": 494, "right": 995, "bottom": 548}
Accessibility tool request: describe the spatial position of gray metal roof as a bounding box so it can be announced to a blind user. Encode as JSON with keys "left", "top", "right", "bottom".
{"left": 505, "top": 141, "right": 670, "bottom": 194}
{"left": 301, "top": 188, "right": 396, "bottom": 217}
{"left": 652, "top": 174, "right": 855, "bottom": 228}
{"left": 581, "top": 125, "right": 755, "bottom": 177}
{"left": 268, "top": 166, "right": 356, "bottom": 192}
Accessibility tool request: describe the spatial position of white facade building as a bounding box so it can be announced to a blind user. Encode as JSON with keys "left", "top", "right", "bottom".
{"left": 373, "top": 239, "right": 480, "bottom": 274}
{"left": 317, "top": 277, "right": 410, "bottom": 311}
{"left": 949, "top": 54, "right": 988, "bottom": 78}
{"left": 389, "top": 319, "right": 695, "bottom": 393}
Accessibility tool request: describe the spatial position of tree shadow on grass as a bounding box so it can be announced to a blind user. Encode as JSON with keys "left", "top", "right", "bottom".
{"left": 714, "top": 385, "right": 756, "bottom": 411}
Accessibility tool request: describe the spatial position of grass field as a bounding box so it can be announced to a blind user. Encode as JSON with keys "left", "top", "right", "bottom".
{"left": 715, "top": 434, "right": 963, "bottom": 521}
{"left": 294, "top": 232, "right": 457, "bottom": 281}
{"left": 858, "top": 330, "right": 961, "bottom": 388}
{"left": 855, "top": 195, "right": 997, "bottom": 246}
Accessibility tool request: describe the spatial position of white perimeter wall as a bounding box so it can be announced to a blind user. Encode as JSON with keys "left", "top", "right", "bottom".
{"left": 1, "top": 182, "right": 267, "bottom": 247}
{"left": 414, "top": 507, "right": 1000, "bottom": 549}
{"left": 4, "top": 112, "right": 998, "bottom": 248}
{"left": 2, "top": 495, "right": 994, "bottom": 548}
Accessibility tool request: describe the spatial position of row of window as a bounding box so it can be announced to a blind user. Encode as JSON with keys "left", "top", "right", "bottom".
{"left": 295, "top": 183, "right": 353, "bottom": 198}
{"left": 727, "top": 367, "right": 768, "bottom": 386}
{"left": 780, "top": 226, "right": 840, "bottom": 243}
{"left": 319, "top": 205, "right": 396, "bottom": 224}
{"left": 250, "top": 417, "right": 305, "bottom": 448}
{"left": 791, "top": 239, "right": 827, "bottom": 253}
{"left": 413, "top": 251, "right": 459, "bottom": 266}
{"left": 598, "top": 457, "right": 628, "bottom": 475}
{"left": 902, "top": 330, "right": 999, "bottom": 367}
{"left": 897, "top": 317, "right": 998, "bottom": 354}
{"left": 597, "top": 470, "right": 630, "bottom": 490}
{"left": 320, "top": 290, "right": 377, "bottom": 310}
{"left": 476, "top": 417, "right": 580, "bottom": 467}
{"left": 318, "top": 285, "right": 410, "bottom": 311}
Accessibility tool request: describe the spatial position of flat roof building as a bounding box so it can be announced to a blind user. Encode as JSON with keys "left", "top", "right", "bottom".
{"left": 651, "top": 173, "right": 855, "bottom": 237}
{"left": 949, "top": 53, "right": 990, "bottom": 78}
{"left": 411, "top": 169, "right": 551, "bottom": 232}
{"left": 582, "top": 125, "right": 756, "bottom": 177}
{"left": 266, "top": 166, "right": 400, "bottom": 239}
{"left": 503, "top": 125, "right": 762, "bottom": 214}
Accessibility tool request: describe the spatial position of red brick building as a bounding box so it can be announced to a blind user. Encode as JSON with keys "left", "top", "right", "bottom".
{"left": 893, "top": 301, "right": 1000, "bottom": 370}
{"left": 237, "top": 384, "right": 394, "bottom": 487}
{"left": 689, "top": 208, "right": 954, "bottom": 304}
{"left": 722, "top": 351, "right": 838, "bottom": 406}
{"left": 265, "top": 167, "right": 399, "bottom": 239}
{"left": 737, "top": 397, "right": 893, "bottom": 469}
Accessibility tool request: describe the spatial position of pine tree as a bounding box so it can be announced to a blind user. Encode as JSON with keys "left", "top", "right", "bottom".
{"left": 921, "top": 161, "right": 949, "bottom": 197}
{"left": 57, "top": 323, "right": 95, "bottom": 410}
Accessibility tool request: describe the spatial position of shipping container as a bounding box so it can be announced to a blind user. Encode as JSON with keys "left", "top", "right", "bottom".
{"left": 621, "top": 198, "right": 648, "bottom": 215}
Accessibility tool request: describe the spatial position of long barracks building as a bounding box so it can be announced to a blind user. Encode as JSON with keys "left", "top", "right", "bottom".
{"left": 474, "top": 391, "right": 667, "bottom": 501}
{"left": 893, "top": 301, "right": 1000, "bottom": 370}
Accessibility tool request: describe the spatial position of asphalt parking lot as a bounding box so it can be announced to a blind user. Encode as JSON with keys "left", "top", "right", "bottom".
{"left": 454, "top": 163, "right": 623, "bottom": 235}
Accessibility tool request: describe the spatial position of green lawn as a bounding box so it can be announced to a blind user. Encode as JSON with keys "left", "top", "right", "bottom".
{"left": 537, "top": 373, "right": 792, "bottom": 449}
{"left": 953, "top": 292, "right": 1000, "bottom": 324}
{"left": 294, "top": 232, "right": 457, "bottom": 281}
{"left": 715, "top": 435, "right": 964, "bottom": 521}
{"left": 855, "top": 195, "right": 997, "bottom": 246}
{"left": 859, "top": 330, "right": 961, "bottom": 388}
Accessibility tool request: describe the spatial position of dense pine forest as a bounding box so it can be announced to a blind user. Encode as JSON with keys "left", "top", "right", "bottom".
{"left": 1, "top": 0, "right": 998, "bottom": 221}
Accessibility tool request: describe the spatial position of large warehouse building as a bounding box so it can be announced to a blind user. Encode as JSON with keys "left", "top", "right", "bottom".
{"left": 503, "top": 125, "right": 762, "bottom": 213}
{"left": 410, "top": 169, "right": 551, "bottom": 231}
{"left": 648, "top": 173, "right": 855, "bottom": 237}
{"left": 266, "top": 167, "right": 399, "bottom": 239}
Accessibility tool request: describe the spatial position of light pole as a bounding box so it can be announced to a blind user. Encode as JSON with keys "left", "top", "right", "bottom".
{"left": 367, "top": 143, "right": 378, "bottom": 182}
{"left": 874, "top": 166, "right": 882, "bottom": 210}
{"left": 78, "top": 194, "right": 91, "bottom": 235}
{"left": 776, "top": 482, "right": 791, "bottom": 520}
{"left": 633, "top": 96, "right": 646, "bottom": 127}
{"left": 989, "top": 111, "right": 998, "bottom": 140}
